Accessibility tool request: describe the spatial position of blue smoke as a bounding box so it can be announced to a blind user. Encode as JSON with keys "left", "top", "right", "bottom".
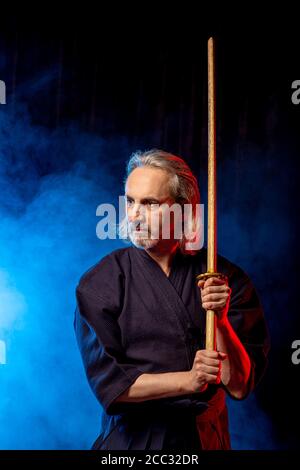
{"left": 0, "top": 98, "right": 125, "bottom": 449}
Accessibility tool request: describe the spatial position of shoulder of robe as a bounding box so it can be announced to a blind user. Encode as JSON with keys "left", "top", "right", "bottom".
{"left": 192, "top": 248, "right": 250, "bottom": 284}
{"left": 216, "top": 253, "right": 264, "bottom": 315}
{"left": 76, "top": 247, "right": 132, "bottom": 295}
{"left": 217, "top": 253, "right": 250, "bottom": 282}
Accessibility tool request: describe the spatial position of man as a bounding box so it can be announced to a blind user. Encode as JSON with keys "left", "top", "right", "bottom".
{"left": 74, "top": 149, "right": 269, "bottom": 450}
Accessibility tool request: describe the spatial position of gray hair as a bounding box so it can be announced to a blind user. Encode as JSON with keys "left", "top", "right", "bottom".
{"left": 120, "top": 149, "right": 202, "bottom": 254}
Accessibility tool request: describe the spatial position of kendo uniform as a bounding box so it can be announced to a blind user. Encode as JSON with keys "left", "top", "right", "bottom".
{"left": 74, "top": 246, "right": 269, "bottom": 450}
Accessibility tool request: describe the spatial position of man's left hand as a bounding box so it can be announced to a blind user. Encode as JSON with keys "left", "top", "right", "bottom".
{"left": 197, "top": 276, "right": 231, "bottom": 324}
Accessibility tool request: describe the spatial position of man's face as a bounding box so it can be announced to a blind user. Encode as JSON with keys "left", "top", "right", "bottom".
{"left": 125, "top": 167, "right": 178, "bottom": 250}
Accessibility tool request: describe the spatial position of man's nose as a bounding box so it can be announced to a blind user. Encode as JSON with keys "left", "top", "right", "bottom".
{"left": 128, "top": 203, "right": 142, "bottom": 221}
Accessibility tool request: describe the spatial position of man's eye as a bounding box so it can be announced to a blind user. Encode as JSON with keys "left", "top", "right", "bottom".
{"left": 126, "top": 199, "right": 134, "bottom": 206}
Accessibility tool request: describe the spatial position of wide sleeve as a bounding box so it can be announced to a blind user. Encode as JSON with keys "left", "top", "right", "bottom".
{"left": 224, "top": 264, "right": 270, "bottom": 399}
{"left": 74, "top": 256, "right": 144, "bottom": 415}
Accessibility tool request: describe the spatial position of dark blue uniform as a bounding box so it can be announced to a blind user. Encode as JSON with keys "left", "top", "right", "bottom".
{"left": 74, "top": 246, "right": 269, "bottom": 450}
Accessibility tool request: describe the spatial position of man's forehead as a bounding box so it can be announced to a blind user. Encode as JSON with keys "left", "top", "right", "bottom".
{"left": 125, "top": 167, "right": 171, "bottom": 198}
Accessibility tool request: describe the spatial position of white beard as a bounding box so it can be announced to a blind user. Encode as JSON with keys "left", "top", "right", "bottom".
{"left": 127, "top": 222, "right": 159, "bottom": 249}
{"left": 128, "top": 231, "right": 159, "bottom": 249}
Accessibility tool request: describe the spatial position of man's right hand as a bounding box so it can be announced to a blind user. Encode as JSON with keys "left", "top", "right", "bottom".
{"left": 188, "top": 349, "right": 227, "bottom": 393}
{"left": 113, "top": 350, "right": 228, "bottom": 405}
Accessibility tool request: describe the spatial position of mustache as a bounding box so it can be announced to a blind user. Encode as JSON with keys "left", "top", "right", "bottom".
{"left": 128, "top": 220, "right": 149, "bottom": 231}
